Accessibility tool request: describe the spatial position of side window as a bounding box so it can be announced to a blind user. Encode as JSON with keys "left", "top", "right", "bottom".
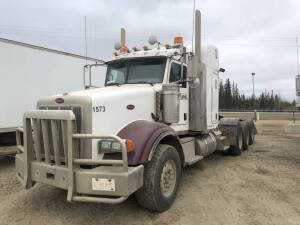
{"left": 169, "top": 63, "right": 181, "bottom": 83}
{"left": 169, "top": 63, "right": 187, "bottom": 88}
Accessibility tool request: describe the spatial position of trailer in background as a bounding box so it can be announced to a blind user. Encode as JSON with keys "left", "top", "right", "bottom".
{"left": 0, "top": 37, "right": 105, "bottom": 153}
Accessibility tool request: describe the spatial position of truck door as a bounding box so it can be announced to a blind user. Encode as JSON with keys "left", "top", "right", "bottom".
{"left": 169, "top": 61, "right": 189, "bottom": 128}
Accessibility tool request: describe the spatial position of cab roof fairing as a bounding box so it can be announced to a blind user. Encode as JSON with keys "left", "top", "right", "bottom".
{"left": 108, "top": 46, "right": 183, "bottom": 64}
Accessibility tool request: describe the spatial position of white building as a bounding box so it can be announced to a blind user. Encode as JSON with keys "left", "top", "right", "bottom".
{"left": 0, "top": 37, "right": 105, "bottom": 146}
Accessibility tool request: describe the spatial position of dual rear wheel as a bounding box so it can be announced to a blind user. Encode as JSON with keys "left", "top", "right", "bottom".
{"left": 229, "top": 121, "right": 255, "bottom": 156}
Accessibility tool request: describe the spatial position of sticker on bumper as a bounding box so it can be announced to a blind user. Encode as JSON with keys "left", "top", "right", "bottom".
{"left": 92, "top": 178, "right": 115, "bottom": 191}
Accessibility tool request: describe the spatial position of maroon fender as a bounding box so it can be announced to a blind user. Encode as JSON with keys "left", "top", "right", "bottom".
{"left": 103, "top": 120, "right": 177, "bottom": 166}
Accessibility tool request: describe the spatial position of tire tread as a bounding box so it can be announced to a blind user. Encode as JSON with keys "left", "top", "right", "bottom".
{"left": 136, "top": 144, "right": 179, "bottom": 211}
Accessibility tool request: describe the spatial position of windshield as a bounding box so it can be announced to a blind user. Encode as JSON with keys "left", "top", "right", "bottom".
{"left": 105, "top": 57, "right": 166, "bottom": 85}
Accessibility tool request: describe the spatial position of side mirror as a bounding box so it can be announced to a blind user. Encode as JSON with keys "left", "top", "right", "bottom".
{"left": 219, "top": 68, "right": 225, "bottom": 73}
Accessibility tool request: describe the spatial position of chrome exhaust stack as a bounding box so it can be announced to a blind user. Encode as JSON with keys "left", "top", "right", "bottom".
{"left": 121, "top": 27, "right": 126, "bottom": 47}
{"left": 189, "top": 9, "right": 207, "bottom": 132}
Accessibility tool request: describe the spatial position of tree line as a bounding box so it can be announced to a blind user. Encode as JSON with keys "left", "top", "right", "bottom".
{"left": 219, "top": 78, "right": 295, "bottom": 110}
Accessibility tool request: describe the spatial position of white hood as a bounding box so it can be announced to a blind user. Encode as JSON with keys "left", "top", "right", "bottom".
{"left": 69, "top": 84, "right": 159, "bottom": 135}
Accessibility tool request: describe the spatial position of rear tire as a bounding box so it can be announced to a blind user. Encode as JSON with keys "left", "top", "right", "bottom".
{"left": 135, "top": 144, "right": 181, "bottom": 212}
{"left": 242, "top": 124, "right": 250, "bottom": 150}
{"left": 249, "top": 122, "right": 255, "bottom": 145}
{"left": 229, "top": 125, "right": 243, "bottom": 156}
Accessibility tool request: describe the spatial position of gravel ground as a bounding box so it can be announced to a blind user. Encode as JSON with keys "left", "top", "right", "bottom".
{"left": 0, "top": 120, "right": 300, "bottom": 225}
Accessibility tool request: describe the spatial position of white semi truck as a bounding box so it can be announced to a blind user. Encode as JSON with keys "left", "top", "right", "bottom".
{"left": 16, "top": 10, "right": 256, "bottom": 212}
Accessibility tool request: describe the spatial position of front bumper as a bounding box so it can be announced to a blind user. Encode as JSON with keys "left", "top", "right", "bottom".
{"left": 16, "top": 110, "right": 144, "bottom": 204}
{"left": 16, "top": 154, "right": 143, "bottom": 203}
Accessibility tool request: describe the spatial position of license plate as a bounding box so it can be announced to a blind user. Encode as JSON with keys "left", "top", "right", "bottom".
{"left": 92, "top": 178, "right": 115, "bottom": 191}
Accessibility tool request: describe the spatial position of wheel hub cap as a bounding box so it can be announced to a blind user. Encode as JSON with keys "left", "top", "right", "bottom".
{"left": 160, "top": 160, "right": 176, "bottom": 198}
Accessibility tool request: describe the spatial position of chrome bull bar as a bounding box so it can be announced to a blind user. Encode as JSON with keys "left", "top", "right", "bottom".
{"left": 17, "top": 110, "right": 141, "bottom": 204}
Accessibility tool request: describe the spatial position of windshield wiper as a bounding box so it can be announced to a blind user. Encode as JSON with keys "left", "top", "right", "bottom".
{"left": 135, "top": 81, "right": 154, "bottom": 86}
{"left": 105, "top": 82, "right": 120, "bottom": 87}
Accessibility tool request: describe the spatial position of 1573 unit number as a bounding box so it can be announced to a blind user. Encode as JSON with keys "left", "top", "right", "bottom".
{"left": 92, "top": 105, "right": 106, "bottom": 112}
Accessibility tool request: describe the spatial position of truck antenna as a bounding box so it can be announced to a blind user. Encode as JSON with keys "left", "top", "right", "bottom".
{"left": 192, "top": 0, "right": 196, "bottom": 53}
{"left": 84, "top": 16, "right": 88, "bottom": 65}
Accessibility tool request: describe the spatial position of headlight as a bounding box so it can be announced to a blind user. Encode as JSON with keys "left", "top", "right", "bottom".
{"left": 111, "top": 142, "right": 122, "bottom": 151}
{"left": 98, "top": 139, "right": 122, "bottom": 153}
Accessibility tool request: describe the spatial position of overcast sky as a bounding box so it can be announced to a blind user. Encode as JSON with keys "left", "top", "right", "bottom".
{"left": 1, "top": 0, "right": 299, "bottom": 101}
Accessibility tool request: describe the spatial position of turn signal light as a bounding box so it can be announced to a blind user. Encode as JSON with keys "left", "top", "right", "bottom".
{"left": 174, "top": 37, "right": 183, "bottom": 44}
{"left": 126, "top": 139, "right": 134, "bottom": 153}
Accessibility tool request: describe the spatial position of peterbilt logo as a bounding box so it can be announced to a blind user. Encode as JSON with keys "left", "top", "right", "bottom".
{"left": 127, "top": 104, "right": 135, "bottom": 110}
{"left": 55, "top": 98, "right": 64, "bottom": 104}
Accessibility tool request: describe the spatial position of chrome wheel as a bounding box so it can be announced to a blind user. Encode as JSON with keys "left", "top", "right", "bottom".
{"left": 160, "top": 160, "right": 177, "bottom": 198}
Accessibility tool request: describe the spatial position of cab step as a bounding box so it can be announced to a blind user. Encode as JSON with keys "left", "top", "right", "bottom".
{"left": 215, "top": 135, "right": 230, "bottom": 151}
{"left": 185, "top": 155, "right": 203, "bottom": 166}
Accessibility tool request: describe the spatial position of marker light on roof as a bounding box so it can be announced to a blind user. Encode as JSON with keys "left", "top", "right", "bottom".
{"left": 120, "top": 46, "right": 129, "bottom": 53}
{"left": 174, "top": 37, "right": 183, "bottom": 44}
{"left": 142, "top": 45, "right": 148, "bottom": 51}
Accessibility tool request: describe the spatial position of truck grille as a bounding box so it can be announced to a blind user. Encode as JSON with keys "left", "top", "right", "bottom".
{"left": 39, "top": 106, "right": 82, "bottom": 133}
{"left": 33, "top": 106, "right": 82, "bottom": 165}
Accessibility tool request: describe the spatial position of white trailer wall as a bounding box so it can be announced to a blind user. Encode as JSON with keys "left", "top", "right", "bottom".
{"left": 0, "top": 38, "right": 105, "bottom": 129}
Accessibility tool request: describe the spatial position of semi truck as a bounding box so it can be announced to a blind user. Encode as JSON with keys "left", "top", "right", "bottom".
{"left": 15, "top": 10, "right": 256, "bottom": 212}
{"left": 0, "top": 37, "right": 104, "bottom": 155}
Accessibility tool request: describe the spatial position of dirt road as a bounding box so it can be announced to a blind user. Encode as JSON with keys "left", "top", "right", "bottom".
{"left": 0, "top": 120, "right": 300, "bottom": 225}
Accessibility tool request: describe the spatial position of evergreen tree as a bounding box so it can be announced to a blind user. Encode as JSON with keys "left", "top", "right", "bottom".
{"left": 270, "top": 90, "right": 275, "bottom": 110}
{"left": 218, "top": 78, "right": 293, "bottom": 110}
{"left": 219, "top": 80, "right": 225, "bottom": 109}
{"left": 224, "top": 78, "right": 232, "bottom": 109}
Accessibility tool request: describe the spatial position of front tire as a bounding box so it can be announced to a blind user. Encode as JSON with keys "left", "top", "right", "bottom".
{"left": 135, "top": 144, "right": 181, "bottom": 212}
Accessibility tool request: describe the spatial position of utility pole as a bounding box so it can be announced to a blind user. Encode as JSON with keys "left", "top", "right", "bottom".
{"left": 297, "top": 36, "right": 299, "bottom": 76}
{"left": 251, "top": 72, "right": 255, "bottom": 99}
{"left": 251, "top": 72, "right": 257, "bottom": 119}
{"left": 296, "top": 36, "right": 299, "bottom": 112}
